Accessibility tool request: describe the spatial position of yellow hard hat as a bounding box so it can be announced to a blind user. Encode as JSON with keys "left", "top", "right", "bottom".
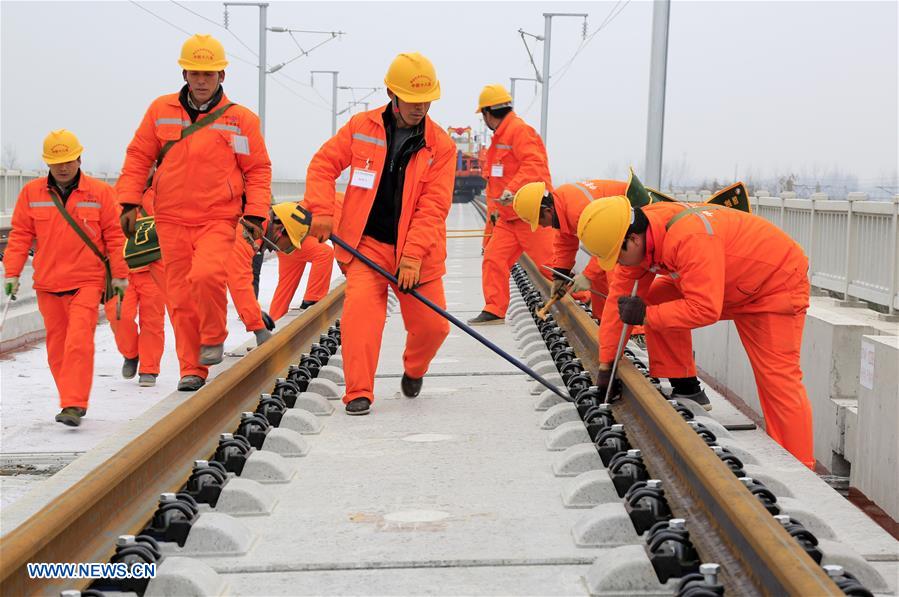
{"left": 384, "top": 52, "right": 441, "bottom": 103}
{"left": 42, "top": 129, "right": 83, "bottom": 165}
{"left": 476, "top": 84, "right": 513, "bottom": 113}
{"left": 513, "top": 182, "right": 547, "bottom": 231}
{"left": 271, "top": 202, "right": 312, "bottom": 248}
{"left": 178, "top": 34, "right": 229, "bottom": 71}
{"left": 576, "top": 196, "right": 632, "bottom": 271}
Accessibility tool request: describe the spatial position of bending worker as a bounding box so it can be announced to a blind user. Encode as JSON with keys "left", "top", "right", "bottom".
{"left": 3, "top": 130, "right": 128, "bottom": 426}
{"left": 578, "top": 197, "right": 814, "bottom": 468}
{"left": 512, "top": 178, "right": 628, "bottom": 315}
{"left": 268, "top": 197, "right": 335, "bottom": 320}
{"left": 468, "top": 84, "right": 554, "bottom": 326}
{"left": 304, "top": 52, "right": 455, "bottom": 416}
{"left": 116, "top": 34, "right": 272, "bottom": 392}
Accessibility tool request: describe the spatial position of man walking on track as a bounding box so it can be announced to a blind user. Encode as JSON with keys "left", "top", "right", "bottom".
{"left": 116, "top": 33, "right": 272, "bottom": 392}
{"left": 578, "top": 197, "right": 814, "bottom": 468}
{"left": 467, "top": 84, "right": 554, "bottom": 327}
{"left": 303, "top": 51, "right": 456, "bottom": 416}
{"left": 3, "top": 130, "right": 129, "bottom": 426}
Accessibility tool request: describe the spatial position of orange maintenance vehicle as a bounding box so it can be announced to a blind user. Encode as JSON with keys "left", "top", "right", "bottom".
{"left": 446, "top": 126, "right": 486, "bottom": 203}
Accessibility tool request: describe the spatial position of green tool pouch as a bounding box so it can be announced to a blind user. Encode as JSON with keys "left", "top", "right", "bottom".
{"left": 123, "top": 211, "right": 161, "bottom": 269}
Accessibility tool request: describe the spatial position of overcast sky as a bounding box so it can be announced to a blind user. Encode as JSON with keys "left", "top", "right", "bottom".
{"left": 1, "top": 0, "right": 896, "bottom": 192}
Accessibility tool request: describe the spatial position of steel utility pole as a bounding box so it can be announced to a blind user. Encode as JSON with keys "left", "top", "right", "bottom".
{"left": 644, "top": 0, "right": 671, "bottom": 189}
{"left": 312, "top": 70, "right": 339, "bottom": 135}
{"left": 509, "top": 77, "right": 538, "bottom": 105}
{"left": 336, "top": 86, "right": 380, "bottom": 117}
{"left": 224, "top": 2, "right": 269, "bottom": 134}
{"left": 539, "top": 12, "right": 588, "bottom": 143}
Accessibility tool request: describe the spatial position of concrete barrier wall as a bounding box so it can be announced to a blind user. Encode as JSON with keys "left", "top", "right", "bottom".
{"left": 693, "top": 298, "right": 898, "bottom": 517}
{"left": 852, "top": 335, "right": 898, "bottom": 520}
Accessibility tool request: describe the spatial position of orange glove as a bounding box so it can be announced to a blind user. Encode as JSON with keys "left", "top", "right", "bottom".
{"left": 396, "top": 256, "right": 421, "bottom": 293}
{"left": 308, "top": 214, "right": 333, "bottom": 243}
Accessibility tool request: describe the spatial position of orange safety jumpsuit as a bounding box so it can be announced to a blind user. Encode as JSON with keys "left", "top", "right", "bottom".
{"left": 551, "top": 180, "right": 628, "bottom": 315}
{"left": 269, "top": 236, "right": 334, "bottom": 321}
{"left": 116, "top": 89, "right": 272, "bottom": 379}
{"left": 105, "top": 268, "right": 165, "bottom": 375}
{"left": 305, "top": 106, "right": 456, "bottom": 405}
{"left": 482, "top": 197, "right": 497, "bottom": 251}
{"left": 481, "top": 111, "right": 554, "bottom": 317}
{"left": 3, "top": 174, "right": 128, "bottom": 409}
{"left": 600, "top": 202, "right": 813, "bottom": 468}
{"left": 226, "top": 220, "right": 268, "bottom": 332}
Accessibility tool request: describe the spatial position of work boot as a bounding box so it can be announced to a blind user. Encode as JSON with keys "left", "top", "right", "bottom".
{"left": 671, "top": 389, "right": 712, "bottom": 411}
{"left": 55, "top": 407, "right": 86, "bottom": 427}
{"left": 138, "top": 373, "right": 157, "bottom": 387}
{"left": 199, "top": 343, "right": 224, "bottom": 365}
{"left": 467, "top": 311, "right": 504, "bottom": 326}
{"left": 254, "top": 328, "right": 273, "bottom": 346}
{"left": 261, "top": 311, "right": 276, "bottom": 331}
{"left": 345, "top": 397, "right": 371, "bottom": 416}
{"left": 122, "top": 357, "right": 139, "bottom": 379}
{"left": 300, "top": 300, "right": 318, "bottom": 309}
{"left": 177, "top": 375, "right": 206, "bottom": 392}
{"left": 401, "top": 374, "right": 423, "bottom": 398}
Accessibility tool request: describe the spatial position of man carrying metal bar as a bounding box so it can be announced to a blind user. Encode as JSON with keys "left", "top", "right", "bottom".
{"left": 467, "top": 84, "right": 554, "bottom": 326}
{"left": 577, "top": 197, "right": 814, "bottom": 468}
{"left": 304, "top": 52, "right": 455, "bottom": 416}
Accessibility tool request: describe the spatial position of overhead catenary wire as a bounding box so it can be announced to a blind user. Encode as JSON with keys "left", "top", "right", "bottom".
{"left": 131, "top": 1, "right": 257, "bottom": 66}
{"left": 131, "top": 1, "right": 192, "bottom": 36}
{"left": 138, "top": 1, "right": 331, "bottom": 111}
{"left": 551, "top": 0, "right": 632, "bottom": 89}
{"left": 170, "top": 0, "right": 260, "bottom": 58}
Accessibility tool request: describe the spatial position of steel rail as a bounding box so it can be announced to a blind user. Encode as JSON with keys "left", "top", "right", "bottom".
{"left": 519, "top": 256, "right": 841, "bottom": 596}
{"left": 0, "top": 284, "right": 345, "bottom": 596}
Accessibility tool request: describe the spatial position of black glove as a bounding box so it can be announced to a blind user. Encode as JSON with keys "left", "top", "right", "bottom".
{"left": 550, "top": 278, "right": 569, "bottom": 298}
{"left": 618, "top": 295, "right": 646, "bottom": 325}
{"left": 596, "top": 368, "right": 622, "bottom": 402}
{"left": 120, "top": 204, "right": 140, "bottom": 237}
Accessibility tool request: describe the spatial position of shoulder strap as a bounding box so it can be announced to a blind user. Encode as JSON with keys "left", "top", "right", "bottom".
{"left": 665, "top": 204, "right": 725, "bottom": 232}
{"left": 157, "top": 102, "right": 235, "bottom": 166}
{"left": 48, "top": 188, "right": 108, "bottom": 264}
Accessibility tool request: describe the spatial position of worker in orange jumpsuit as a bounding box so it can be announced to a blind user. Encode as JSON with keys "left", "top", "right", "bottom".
{"left": 105, "top": 266, "right": 166, "bottom": 387}
{"left": 226, "top": 218, "right": 275, "bottom": 345}
{"left": 512, "top": 178, "right": 628, "bottom": 316}
{"left": 3, "top": 130, "right": 129, "bottom": 426}
{"left": 578, "top": 198, "right": 814, "bottom": 468}
{"left": 468, "top": 84, "right": 554, "bottom": 326}
{"left": 268, "top": 235, "right": 334, "bottom": 320}
{"left": 116, "top": 34, "right": 272, "bottom": 392}
{"left": 304, "top": 52, "right": 455, "bottom": 416}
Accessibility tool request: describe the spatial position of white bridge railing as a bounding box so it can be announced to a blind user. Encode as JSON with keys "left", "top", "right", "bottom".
{"left": 0, "top": 169, "right": 306, "bottom": 227}
{"left": 668, "top": 188, "right": 899, "bottom": 313}
{"left": 747, "top": 192, "right": 899, "bottom": 314}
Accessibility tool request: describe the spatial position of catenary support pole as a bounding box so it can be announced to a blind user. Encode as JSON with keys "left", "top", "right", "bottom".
{"left": 643, "top": 0, "right": 671, "bottom": 188}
